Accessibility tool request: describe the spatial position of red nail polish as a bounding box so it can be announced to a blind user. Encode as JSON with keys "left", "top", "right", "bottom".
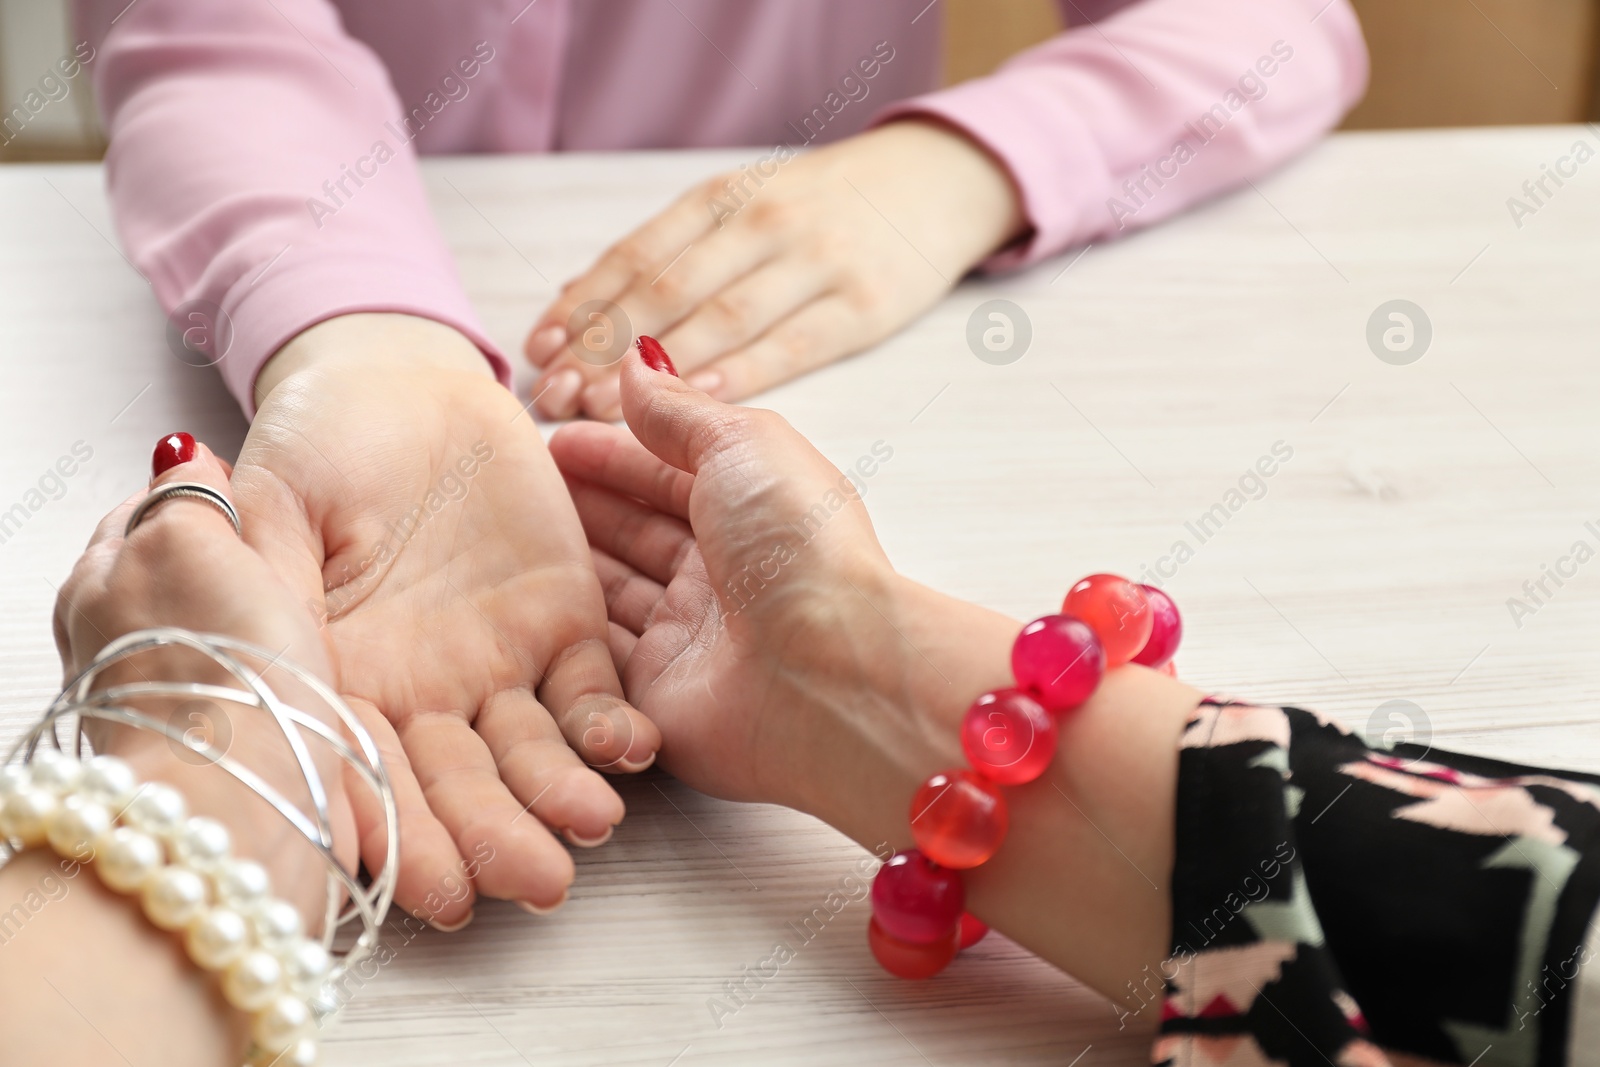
{"left": 152, "top": 432, "right": 196, "bottom": 478}
{"left": 636, "top": 335, "right": 678, "bottom": 377}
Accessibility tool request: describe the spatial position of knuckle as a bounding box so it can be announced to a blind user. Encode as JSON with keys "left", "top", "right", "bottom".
{"left": 807, "top": 230, "right": 854, "bottom": 265}
{"left": 747, "top": 197, "right": 799, "bottom": 233}
{"left": 648, "top": 268, "right": 690, "bottom": 308}
{"left": 747, "top": 408, "right": 794, "bottom": 437}
{"left": 771, "top": 321, "right": 819, "bottom": 365}
{"left": 705, "top": 290, "right": 753, "bottom": 332}
{"left": 121, "top": 515, "right": 188, "bottom": 566}
{"left": 686, "top": 406, "right": 759, "bottom": 459}
{"left": 842, "top": 280, "right": 890, "bottom": 321}
{"left": 130, "top": 505, "right": 226, "bottom": 556}
{"left": 606, "top": 240, "right": 656, "bottom": 277}
{"left": 697, "top": 174, "right": 735, "bottom": 202}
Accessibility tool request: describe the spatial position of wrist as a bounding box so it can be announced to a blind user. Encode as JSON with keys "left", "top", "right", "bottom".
{"left": 789, "top": 573, "right": 1203, "bottom": 1001}
{"left": 790, "top": 573, "right": 1016, "bottom": 848}
{"left": 874, "top": 118, "right": 1028, "bottom": 268}
{"left": 254, "top": 312, "right": 495, "bottom": 410}
{"left": 92, "top": 693, "right": 349, "bottom": 929}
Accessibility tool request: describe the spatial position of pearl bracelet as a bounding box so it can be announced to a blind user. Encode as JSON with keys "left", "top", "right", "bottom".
{"left": 0, "top": 752, "right": 327, "bottom": 1064}
{"left": 0, "top": 628, "right": 400, "bottom": 1067}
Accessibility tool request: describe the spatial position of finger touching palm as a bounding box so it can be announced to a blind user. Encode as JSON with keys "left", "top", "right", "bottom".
{"left": 549, "top": 355, "right": 897, "bottom": 812}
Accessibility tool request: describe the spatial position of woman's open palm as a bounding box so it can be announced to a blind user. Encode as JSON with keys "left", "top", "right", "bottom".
{"left": 233, "top": 356, "right": 660, "bottom": 919}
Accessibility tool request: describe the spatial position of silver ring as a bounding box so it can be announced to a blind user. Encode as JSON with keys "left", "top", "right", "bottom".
{"left": 124, "top": 481, "right": 241, "bottom": 538}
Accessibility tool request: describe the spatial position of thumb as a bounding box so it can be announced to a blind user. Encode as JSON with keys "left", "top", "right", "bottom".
{"left": 98, "top": 432, "right": 238, "bottom": 549}
{"left": 148, "top": 431, "right": 235, "bottom": 500}
{"left": 619, "top": 336, "right": 755, "bottom": 476}
{"left": 56, "top": 433, "right": 245, "bottom": 678}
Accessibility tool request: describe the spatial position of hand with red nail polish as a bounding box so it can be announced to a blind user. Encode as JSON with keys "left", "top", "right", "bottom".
{"left": 636, "top": 335, "right": 677, "bottom": 376}
{"left": 548, "top": 348, "right": 906, "bottom": 815}
{"left": 32, "top": 439, "right": 363, "bottom": 1066}
{"left": 551, "top": 356, "right": 1198, "bottom": 1000}
{"left": 54, "top": 435, "right": 358, "bottom": 927}
{"left": 235, "top": 313, "right": 662, "bottom": 922}
{"left": 522, "top": 120, "right": 1024, "bottom": 421}
{"left": 151, "top": 431, "right": 197, "bottom": 478}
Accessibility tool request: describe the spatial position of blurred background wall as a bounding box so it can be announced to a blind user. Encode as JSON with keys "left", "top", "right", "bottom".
{"left": 944, "top": 0, "right": 1600, "bottom": 126}
{"left": 4, "top": 0, "right": 1598, "bottom": 162}
{"left": 0, "top": 0, "right": 102, "bottom": 161}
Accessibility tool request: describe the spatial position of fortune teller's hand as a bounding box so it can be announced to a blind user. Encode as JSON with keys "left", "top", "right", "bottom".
{"left": 234, "top": 313, "right": 661, "bottom": 924}
{"left": 526, "top": 121, "right": 1025, "bottom": 419}
{"left": 53, "top": 435, "right": 356, "bottom": 919}
{"left": 556, "top": 344, "right": 1199, "bottom": 1004}
{"left": 550, "top": 341, "right": 1014, "bottom": 835}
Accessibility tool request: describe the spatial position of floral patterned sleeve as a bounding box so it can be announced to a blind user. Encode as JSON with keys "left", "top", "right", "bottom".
{"left": 1150, "top": 700, "right": 1600, "bottom": 1067}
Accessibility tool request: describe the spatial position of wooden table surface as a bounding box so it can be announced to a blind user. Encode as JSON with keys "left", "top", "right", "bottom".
{"left": 2, "top": 125, "right": 1599, "bottom": 1065}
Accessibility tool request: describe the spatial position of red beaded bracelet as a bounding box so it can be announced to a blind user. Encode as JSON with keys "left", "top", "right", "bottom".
{"left": 867, "top": 574, "right": 1182, "bottom": 979}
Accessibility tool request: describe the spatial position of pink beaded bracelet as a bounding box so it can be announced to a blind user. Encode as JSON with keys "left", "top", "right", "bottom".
{"left": 867, "top": 575, "right": 1182, "bottom": 979}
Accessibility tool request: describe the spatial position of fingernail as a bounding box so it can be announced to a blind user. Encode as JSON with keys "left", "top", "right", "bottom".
{"left": 427, "top": 909, "right": 475, "bottom": 933}
{"left": 527, "top": 324, "right": 566, "bottom": 364}
{"left": 615, "top": 751, "right": 657, "bottom": 774}
{"left": 563, "top": 826, "right": 614, "bottom": 848}
{"left": 152, "top": 432, "right": 197, "bottom": 479}
{"left": 686, "top": 370, "right": 722, "bottom": 395}
{"left": 581, "top": 377, "right": 622, "bottom": 418}
{"left": 535, "top": 369, "right": 583, "bottom": 417}
{"left": 516, "top": 891, "right": 568, "bottom": 916}
{"left": 636, "top": 335, "right": 677, "bottom": 376}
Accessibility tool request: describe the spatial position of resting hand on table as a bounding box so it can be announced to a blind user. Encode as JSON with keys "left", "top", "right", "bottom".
{"left": 526, "top": 120, "right": 1026, "bottom": 420}
{"left": 238, "top": 313, "right": 660, "bottom": 924}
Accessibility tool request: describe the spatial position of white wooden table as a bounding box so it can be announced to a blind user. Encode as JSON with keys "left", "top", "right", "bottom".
{"left": 3, "top": 126, "right": 1599, "bottom": 1065}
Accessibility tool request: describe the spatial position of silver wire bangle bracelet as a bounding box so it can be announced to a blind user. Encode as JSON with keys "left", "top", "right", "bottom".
{"left": 0, "top": 628, "right": 397, "bottom": 1060}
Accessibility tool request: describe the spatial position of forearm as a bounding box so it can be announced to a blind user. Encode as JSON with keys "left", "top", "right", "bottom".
{"left": 0, "top": 848, "right": 240, "bottom": 1067}
{"left": 875, "top": 0, "right": 1367, "bottom": 266}
{"left": 0, "top": 714, "right": 351, "bottom": 1066}
{"left": 0, "top": 722, "right": 345, "bottom": 1067}
{"left": 86, "top": 0, "right": 505, "bottom": 416}
{"left": 801, "top": 575, "right": 1198, "bottom": 1011}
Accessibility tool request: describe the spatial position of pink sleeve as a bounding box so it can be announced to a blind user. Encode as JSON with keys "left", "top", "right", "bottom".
{"left": 76, "top": 0, "right": 511, "bottom": 416}
{"left": 876, "top": 0, "right": 1368, "bottom": 270}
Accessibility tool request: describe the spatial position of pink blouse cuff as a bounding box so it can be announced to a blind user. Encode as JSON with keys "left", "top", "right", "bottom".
{"left": 216, "top": 256, "right": 512, "bottom": 417}
{"left": 874, "top": 77, "right": 1109, "bottom": 273}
